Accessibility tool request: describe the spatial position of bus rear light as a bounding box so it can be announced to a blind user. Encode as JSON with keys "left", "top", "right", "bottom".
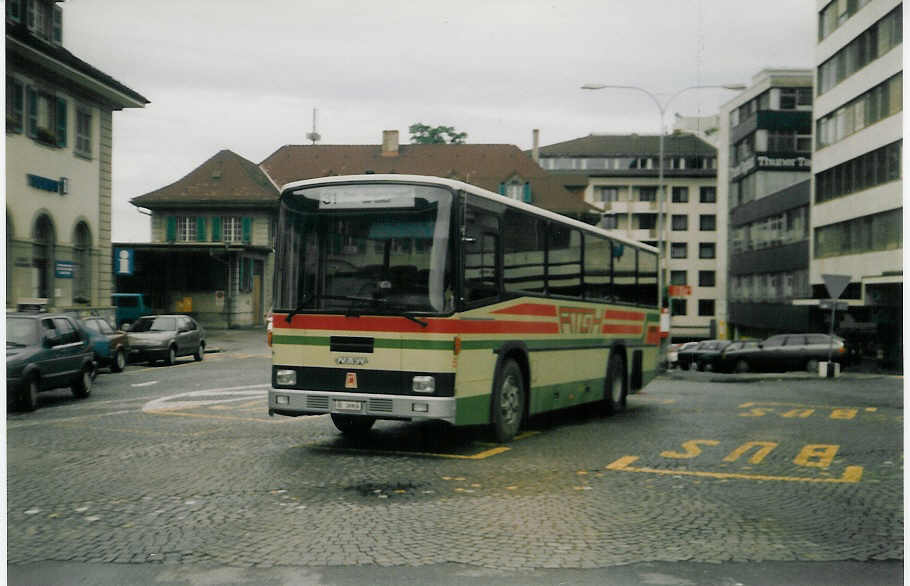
{"left": 453, "top": 336, "right": 462, "bottom": 355}
{"left": 412, "top": 376, "right": 435, "bottom": 393}
{"left": 267, "top": 330, "right": 272, "bottom": 346}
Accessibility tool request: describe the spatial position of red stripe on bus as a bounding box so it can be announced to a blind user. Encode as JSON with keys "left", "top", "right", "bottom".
{"left": 601, "top": 324, "right": 643, "bottom": 335}
{"left": 279, "top": 314, "right": 560, "bottom": 335}
{"left": 491, "top": 303, "right": 557, "bottom": 317}
{"left": 602, "top": 310, "right": 646, "bottom": 321}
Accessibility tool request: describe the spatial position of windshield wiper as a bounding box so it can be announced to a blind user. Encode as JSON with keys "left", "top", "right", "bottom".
{"left": 284, "top": 293, "right": 313, "bottom": 323}
{"left": 401, "top": 313, "right": 428, "bottom": 328}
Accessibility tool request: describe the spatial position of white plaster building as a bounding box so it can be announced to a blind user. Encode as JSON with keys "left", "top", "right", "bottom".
{"left": 537, "top": 133, "right": 722, "bottom": 340}
{"left": 812, "top": 0, "right": 902, "bottom": 367}
{"left": 5, "top": 0, "right": 148, "bottom": 316}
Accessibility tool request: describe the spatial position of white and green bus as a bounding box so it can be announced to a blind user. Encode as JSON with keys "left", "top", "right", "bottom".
{"left": 268, "top": 175, "right": 661, "bottom": 442}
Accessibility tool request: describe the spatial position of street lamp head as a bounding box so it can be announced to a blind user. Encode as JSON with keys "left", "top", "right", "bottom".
{"left": 722, "top": 83, "right": 747, "bottom": 91}
{"left": 581, "top": 83, "right": 607, "bottom": 90}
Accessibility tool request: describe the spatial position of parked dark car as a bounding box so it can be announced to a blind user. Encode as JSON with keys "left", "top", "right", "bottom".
{"left": 80, "top": 316, "right": 129, "bottom": 373}
{"left": 675, "top": 341, "right": 701, "bottom": 370}
{"left": 6, "top": 313, "right": 96, "bottom": 411}
{"left": 713, "top": 340, "right": 762, "bottom": 373}
{"left": 747, "top": 333, "right": 847, "bottom": 373}
{"left": 127, "top": 315, "right": 205, "bottom": 365}
{"left": 694, "top": 340, "right": 733, "bottom": 371}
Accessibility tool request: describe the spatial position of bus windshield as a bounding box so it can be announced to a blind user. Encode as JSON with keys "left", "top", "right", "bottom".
{"left": 274, "top": 183, "right": 453, "bottom": 315}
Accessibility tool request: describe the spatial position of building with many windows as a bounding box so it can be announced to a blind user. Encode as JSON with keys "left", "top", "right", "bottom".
{"left": 537, "top": 133, "right": 722, "bottom": 340}
{"left": 5, "top": 0, "right": 148, "bottom": 317}
{"left": 717, "top": 69, "right": 815, "bottom": 339}
{"left": 811, "top": 0, "right": 902, "bottom": 368}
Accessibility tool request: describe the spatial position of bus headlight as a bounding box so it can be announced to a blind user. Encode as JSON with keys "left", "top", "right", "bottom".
{"left": 412, "top": 375, "right": 435, "bottom": 393}
{"left": 276, "top": 369, "right": 297, "bottom": 386}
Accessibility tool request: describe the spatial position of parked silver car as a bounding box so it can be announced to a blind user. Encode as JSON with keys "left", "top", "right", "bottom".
{"left": 126, "top": 315, "right": 205, "bottom": 365}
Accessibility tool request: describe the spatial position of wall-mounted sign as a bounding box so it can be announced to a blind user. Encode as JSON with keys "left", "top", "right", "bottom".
{"left": 756, "top": 155, "right": 811, "bottom": 170}
{"left": 55, "top": 260, "right": 75, "bottom": 278}
{"left": 27, "top": 174, "right": 69, "bottom": 195}
{"left": 668, "top": 285, "right": 692, "bottom": 297}
{"left": 114, "top": 248, "right": 134, "bottom": 276}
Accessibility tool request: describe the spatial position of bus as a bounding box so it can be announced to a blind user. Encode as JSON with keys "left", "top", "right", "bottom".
{"left": 268, "top": 175, "right": 661, "bottom": 442}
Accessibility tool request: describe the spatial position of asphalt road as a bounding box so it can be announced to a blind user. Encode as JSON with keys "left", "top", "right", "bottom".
{"left": 6, "top": 328, "right": 903, "bottom": 585}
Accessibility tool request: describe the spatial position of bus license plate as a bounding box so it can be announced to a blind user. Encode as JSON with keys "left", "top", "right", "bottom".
{"left": 334, "top": 400, "right": 363, "bottom": 412}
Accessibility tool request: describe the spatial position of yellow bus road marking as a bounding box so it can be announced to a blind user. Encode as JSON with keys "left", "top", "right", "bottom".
{"left": 606, "top": 456, "right": 864, "bottom": 484}
{"left": 633, "top": 396, "right": 677, "bottom": 404}
{"left": 740, "top": 401, "right": 877, "bottom": 411}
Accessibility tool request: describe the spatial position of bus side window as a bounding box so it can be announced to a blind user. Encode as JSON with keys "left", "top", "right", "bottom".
{"left": 637, "top": 249, "right": 658, "bottom": 307}
{"left": 463, "top": 205, "right": 500, "bottom": 303}
{"left": 584, "top": 232, "right": 612, "bottom": 301}
{"left": 503, "top": 209, "right": 546, "bottom": 295}
{"left": 547, "top": 224, "right": 582, "bottom": 298}
{"left": 613, "top": 241, "right": 637, "bottom": 304}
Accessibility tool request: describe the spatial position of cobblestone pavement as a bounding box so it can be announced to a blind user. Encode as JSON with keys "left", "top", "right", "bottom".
{"left": 6, "top": 334, "right": 903, "bottom": 574}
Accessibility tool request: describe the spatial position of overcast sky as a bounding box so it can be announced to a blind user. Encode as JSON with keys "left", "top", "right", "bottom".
{"left": 62, "top": 0, "right": 816, "bottom": 242}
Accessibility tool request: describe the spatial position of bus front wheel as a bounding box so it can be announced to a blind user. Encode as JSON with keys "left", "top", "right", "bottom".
{"left": 492, "top": 359, "right": 525, "bottom": 443}
{"left": 331, "top": 414, "right": 375, "bottom": 435}
{"left": 603, "top": 353, "right": 627, "bottom": 415}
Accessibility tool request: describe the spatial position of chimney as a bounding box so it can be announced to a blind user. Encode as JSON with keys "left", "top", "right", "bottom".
{"left": 381, "top": 130, "right": 399, "bottom": 157}
{"left": 532, "top": 129, "right": 540, "bottom": 162}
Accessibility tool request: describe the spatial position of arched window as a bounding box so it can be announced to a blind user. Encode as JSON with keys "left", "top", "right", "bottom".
{"left": 32, "top": 214, "right": 55, "bottom": 300}
{"left": 74, "top": 222, "right": 92, "bottom": 302}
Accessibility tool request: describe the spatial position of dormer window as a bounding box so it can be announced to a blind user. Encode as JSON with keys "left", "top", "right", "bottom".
{"left": 26, "top": 0, "right": 62, "bottom": 45}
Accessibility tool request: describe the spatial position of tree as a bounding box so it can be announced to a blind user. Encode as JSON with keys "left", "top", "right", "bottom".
{"left": 408, "top": 123, "right": 467, "bottom": 144}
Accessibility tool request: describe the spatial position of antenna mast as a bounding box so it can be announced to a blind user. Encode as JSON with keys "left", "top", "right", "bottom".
{"left": 306, "top": 108, "right": 321, "bottom": 145}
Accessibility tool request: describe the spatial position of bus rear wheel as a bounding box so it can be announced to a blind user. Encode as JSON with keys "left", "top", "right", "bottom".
{"left": 331, "top": 414, "right": 375, "bottom": 435}
{"left": 603, "top": 353, "right": 626, "bottom": 415}
{"left": 492, "top": 359, "right": 525, "bottom": 443}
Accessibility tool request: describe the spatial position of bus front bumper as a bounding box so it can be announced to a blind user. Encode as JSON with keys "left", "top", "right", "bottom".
{"left": 268, "top": 388, "right": 456, "bottom": 424}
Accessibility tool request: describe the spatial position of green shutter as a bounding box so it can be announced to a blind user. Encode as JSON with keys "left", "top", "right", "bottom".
{"left": 26, "top": 86, "right": 37, "bottom": 137}
{"left": 498, "top": 183, "right": 506, "bottom": 195}
{"left": 165, "top": 216, "right": 177, "bottom": 242}
{"left": 212, "top": 216, "right": 222, "bottom": 241}
{"left": 242, "top": 217, "right": 252, "bottom": 243}
{"left": 523, "top": 182, "right": 532, "bottom": 203}
{"left": 55, "top": 97, "right": 66, "bottom": 147}
{"left": 196, "top": 216, "right": 207, "bottom": 241}
{"left": 52, "top": 5, "right": 62, "bottom": 43}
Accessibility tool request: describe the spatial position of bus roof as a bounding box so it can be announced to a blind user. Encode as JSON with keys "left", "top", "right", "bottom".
{"left": 280, "top": 174, "right": 659, "bottom": 254}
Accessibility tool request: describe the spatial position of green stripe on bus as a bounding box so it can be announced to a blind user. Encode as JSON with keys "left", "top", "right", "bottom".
{"left": 271, "top": 335, "right": 453, "bottom": 351}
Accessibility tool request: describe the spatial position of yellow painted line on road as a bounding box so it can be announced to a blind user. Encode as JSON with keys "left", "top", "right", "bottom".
{"left": 310, "top": 431, "right": 537, "bottom": 460}
{"left": 740, "top": 401, "right": 877, "bottom": 410}
{"left": 605, "top": 455, "right": 863, "bottom": 484}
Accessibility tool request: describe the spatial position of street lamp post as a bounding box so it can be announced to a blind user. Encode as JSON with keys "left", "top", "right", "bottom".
{"left": 581, "top": 83, "right": 745, "bottom": 349}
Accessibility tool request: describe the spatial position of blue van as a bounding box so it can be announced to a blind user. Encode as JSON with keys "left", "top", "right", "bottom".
{"left": 111, "top": 293, "right": 149, "bottom": 330}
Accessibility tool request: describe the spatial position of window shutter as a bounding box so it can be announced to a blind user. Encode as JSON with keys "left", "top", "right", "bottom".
{"left": 242, "top": 217, "right": 252, "bottom": 243}
{"left": 26, "top": 86, "right": 37, "bottom": 138}
{"left": 55, "top": 97, "right": 66, "bottom": 147}
{"left": 498, "top": 183, "right": 506, "bottom": 195}
{"left": 523, "top": 182, "right": 532, "bottom": 203}
{"left": 52, "top": 4, "right": 62, "bottom": 44}
{"left": 165, "top": 216, "right": 176, "bottom": 242}
{"left": 211, "top": 216, "right": 222, "bottom": 241}
{"left": 196, "top": 217, "right": 207, "bottom": 241}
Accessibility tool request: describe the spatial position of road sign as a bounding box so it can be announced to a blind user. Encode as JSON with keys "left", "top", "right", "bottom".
{"left": 822, "top": 274, "right": 850, "bottom": 300}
